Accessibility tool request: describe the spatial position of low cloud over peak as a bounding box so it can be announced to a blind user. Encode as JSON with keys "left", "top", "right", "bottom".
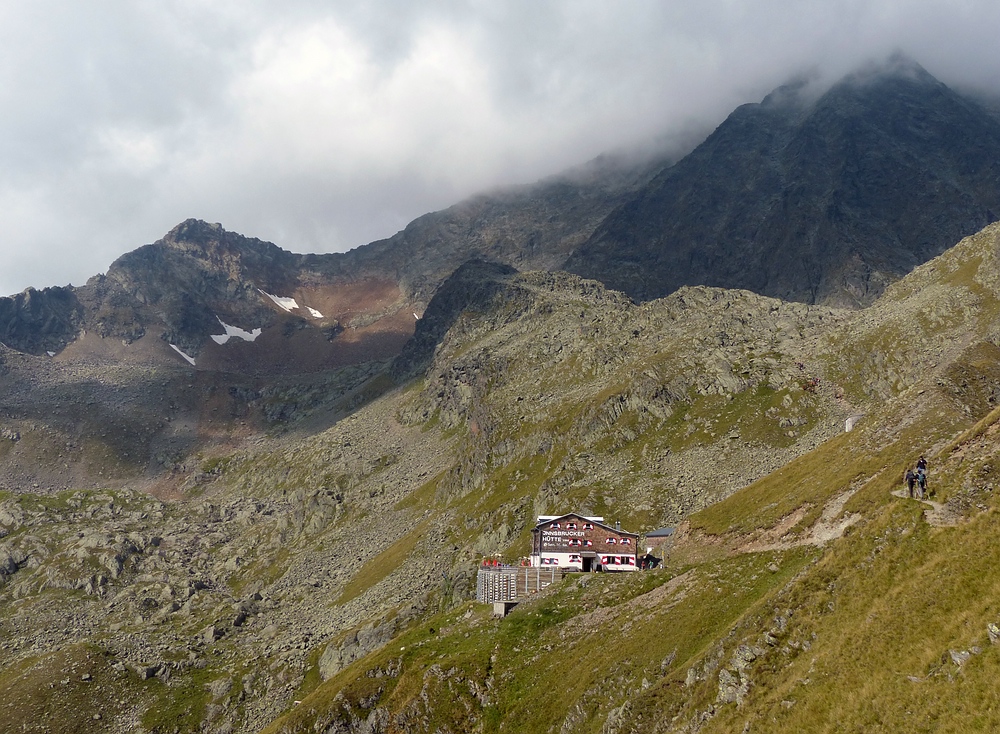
{"left": 2, "top": 1, "right": 1000, "bottom": 296}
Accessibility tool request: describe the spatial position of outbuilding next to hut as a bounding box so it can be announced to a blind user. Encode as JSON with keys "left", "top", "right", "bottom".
{"left": 530, "top": 513, "right": 639, "bottom": 572}
{"left": 644, "top": 526, "right": 675, "bottom": 555}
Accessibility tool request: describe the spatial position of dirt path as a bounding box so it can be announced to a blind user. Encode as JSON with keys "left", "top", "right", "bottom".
{"left": 678, "top": 477, "right": 962, "bottom": 561}
{"left": 735, "top": 488, "right": 862, "bottom": 553}
{"left": 890, "top": 488, "right": 962, "bottom": 527}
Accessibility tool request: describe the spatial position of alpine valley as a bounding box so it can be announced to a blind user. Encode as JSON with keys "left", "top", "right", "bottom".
{"left": 4, "top": 55, "right": 1000, "bottom": 733}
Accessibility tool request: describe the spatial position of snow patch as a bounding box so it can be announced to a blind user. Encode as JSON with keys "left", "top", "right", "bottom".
{"left": 260, "top": 289, "right": 299, "bottom": 312}
{"left": 259, "top": 288, "right": 324, "bottom": 318}
{"left": 170, "top": 344, "right": 196, "bottom": 366}
{"left": 211, "top": 317, "right": 262, "bottom": 345}
{"left": 46, "top": 351, "right": 55, "bottom": 357}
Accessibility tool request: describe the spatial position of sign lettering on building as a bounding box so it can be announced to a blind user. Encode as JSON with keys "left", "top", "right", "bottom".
{"left": 541, "top": 530, "right": 585, "bottom": 538}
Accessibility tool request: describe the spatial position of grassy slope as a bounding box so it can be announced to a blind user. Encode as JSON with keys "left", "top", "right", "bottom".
{"left": 692, "top": 423, "right": 1000, "bottom": 733}
{"left": 263, "top": 548, "right": 817, "bottom": 734}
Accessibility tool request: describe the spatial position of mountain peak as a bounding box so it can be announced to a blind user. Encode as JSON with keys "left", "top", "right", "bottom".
{"left": 162, "top": 218, "right": 225, "bottom": 246}
{"left": 847, "top": 50, "right": 937, "bottom": 86}
{"left": 566, "top": 56, "right": 1000, "bottom": 306}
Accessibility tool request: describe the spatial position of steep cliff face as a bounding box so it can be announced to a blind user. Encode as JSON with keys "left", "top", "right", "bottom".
{"left": 302, "top": 150, "right": 668, "bottom": 303}
{"left": 98, "top": 219, "right": 301, "bottom": 352}
{"left": 391, "top": 260, "right": 520, "bottom": 380}
{"left": 566, "top": 55, "right": 1000, "bottom": 307}
{"left": 0, "top": 286, "right": 83, "bottom": 355}
{"left": 0, "top": 220, "right": 417, "bottom": 372}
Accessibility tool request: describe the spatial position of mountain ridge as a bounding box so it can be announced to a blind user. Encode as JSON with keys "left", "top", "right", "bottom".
{"left": 566, "top": 54, "right": 1000, "bottom": 306}
{"left": 3, "top": 56, "right": 999, "bottom": 366}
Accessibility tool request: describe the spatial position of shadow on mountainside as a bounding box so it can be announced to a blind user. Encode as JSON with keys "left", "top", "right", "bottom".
{"left": 390, "top": 260, "right": 519, "bottom": 381}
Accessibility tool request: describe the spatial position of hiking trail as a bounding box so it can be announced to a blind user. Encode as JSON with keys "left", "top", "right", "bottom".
{"left": 890, "top": 488, "right": 961, "bottom": 527}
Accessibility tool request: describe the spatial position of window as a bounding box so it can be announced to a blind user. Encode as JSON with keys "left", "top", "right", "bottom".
{"left": 567, "top": 522, "right": 577, "bottom": 530}
{"left": 584, "top": 539, "right": 593, "bottom": 547}
{"left": 620, "top": 538, "right": 631, "bottom": 545}
{"left": 569, "top": 554, "right": 581, "bottom": 563}
{"left": 606, "top": 538, "right": 617, "bottom": 545}
{"left": 583, "top": 523, "right": 594, "bottom": 530}
{"left": 551, "top": 522, "right": 561, "bottom": 529}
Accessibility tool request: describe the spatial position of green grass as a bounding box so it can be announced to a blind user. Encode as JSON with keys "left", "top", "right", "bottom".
{"left": 139, "top": 662, "right": 218, "bottom": 732}
{"left": 0, "top": 644, "right": 147, "bottom": 733}
{"left": 691, "top": 379, "right": 970, "bottom": 538}
{"left": 697, "top": 497, "right": 1000, "bottom": 733}
{"left": 941, "top": 403, "right": 1000, "bottom": 456}
{"left": 265, "top": 548, "right": 816, "bottom": 734}
{"left": 394, "top": 471, "right": 445, "bottom": 510}
{"left": 689, "top": 428, "right": 860, "bottom": 536}
{"left": 229, "top": 546, "right": 291, "bottom": 596}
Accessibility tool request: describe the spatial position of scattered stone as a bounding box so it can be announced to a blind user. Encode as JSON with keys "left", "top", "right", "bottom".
{"left": 207, "top": 677, "right": 233, "bottom": 700}
{"left": 949, "top": 649, "right": 972, "bottom": 667}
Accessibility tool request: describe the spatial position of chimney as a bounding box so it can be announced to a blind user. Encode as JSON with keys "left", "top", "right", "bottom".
{"left": 615, "top": 520, "right": 620, "bottom": 531}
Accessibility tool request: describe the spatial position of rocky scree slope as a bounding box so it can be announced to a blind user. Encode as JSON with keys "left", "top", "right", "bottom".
{"left": 0, "top": 157, "right": 663, "bottom": 490}
{"left": 392, "top": 265, "right": 855, "bottom": 531}
{"left": 0, "top": 330, "right": 391, "bottom": 495}
{"left": 261, "top": 223, "right": 1000, "bottom": 734}
{"left": 0, "top": 255, "right": 862, "bottom": 733}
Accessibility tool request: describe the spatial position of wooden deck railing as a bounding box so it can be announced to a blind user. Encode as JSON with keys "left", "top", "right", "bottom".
{"left": 476, "top": 565, "right": 563, "bottom": 603}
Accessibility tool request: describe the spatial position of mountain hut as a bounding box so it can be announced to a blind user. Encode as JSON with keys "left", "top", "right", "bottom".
{"left": 530, "top": 513, "right": 638, "bottom": 572}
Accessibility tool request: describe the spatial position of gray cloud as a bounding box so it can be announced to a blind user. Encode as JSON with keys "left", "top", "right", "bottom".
{"left": 2, "top": 0, "right": 999, "bottom": 295}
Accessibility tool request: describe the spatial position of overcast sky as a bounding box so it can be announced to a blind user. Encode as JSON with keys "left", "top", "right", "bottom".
{"left": 2, "top": 0, "right": 1000, "bottom": 296}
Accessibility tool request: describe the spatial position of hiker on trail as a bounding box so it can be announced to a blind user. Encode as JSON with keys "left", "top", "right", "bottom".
{"left": 916, "top": 467, "right": 928, "bottom": 499}
{"left": 917, "top": 456, "right": 927, "bottom": 473}
{"left": 905, "top": 469, "right": 917, "bottom": 498}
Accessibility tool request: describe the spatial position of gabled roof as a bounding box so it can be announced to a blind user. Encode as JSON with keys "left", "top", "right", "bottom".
{"left": 646, "top": 527, "right": 676, "bottom": 538}
{"left": 532, "top": 512, "right": 638, "bottom": 538}
{"left": 536, "top": 514, "right": 604, "bottom": 523}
